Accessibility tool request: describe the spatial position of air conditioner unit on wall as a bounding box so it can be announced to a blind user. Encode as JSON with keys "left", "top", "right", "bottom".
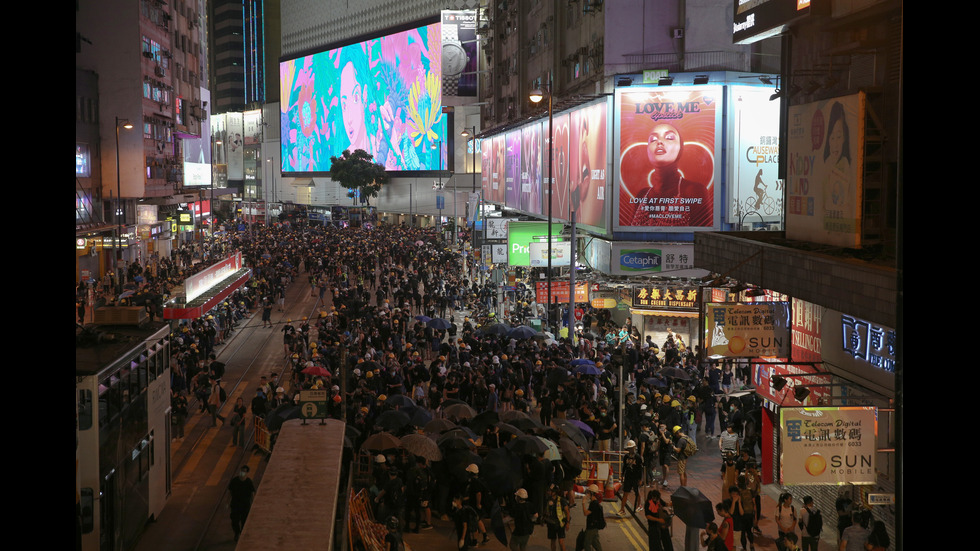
{"left": 672, "top": 28, "right": 684, "bottom": 39}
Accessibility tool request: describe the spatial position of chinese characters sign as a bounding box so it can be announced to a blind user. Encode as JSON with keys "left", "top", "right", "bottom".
{"left": 840, "top": 315, "right": 896, "bottom": 372}
{"left": 631, "top": 285, "right": 699, "bottom": 310}
{"left": 780, "top": 407, "right": 877, "bottom": 485}
{"left": 704, "top": 302, "right": 790, "bottom": 357}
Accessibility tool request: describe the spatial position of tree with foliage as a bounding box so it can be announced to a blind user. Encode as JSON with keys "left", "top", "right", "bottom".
{"left": 329, "top": 149, "right": 390, "bottom": 206}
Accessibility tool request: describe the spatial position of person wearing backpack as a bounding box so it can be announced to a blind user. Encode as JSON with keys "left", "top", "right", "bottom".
{"left": 799, "top": 496, "right": 821, "bottom": 551}
{"left": 670, "top": 426, "right": 697, "bottom": 487}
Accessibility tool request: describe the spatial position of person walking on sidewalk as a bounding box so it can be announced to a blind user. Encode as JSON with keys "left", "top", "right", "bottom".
{"left": 798, "top": 496, "right": 821, "bottom": 551}
{"left": 775, "top": 492, "right": 797, "bottom": 551}
{"left": 228, "top": 465, "right": 255, "bottom": 542}
{"left": 208, "top": 377, "right": 226, "bottom": 426}
{"left": 581, "top": 484, "right": 605, "bottom": 551}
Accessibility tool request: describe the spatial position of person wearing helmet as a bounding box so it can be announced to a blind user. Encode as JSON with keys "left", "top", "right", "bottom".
{"left": 671, "top": 425, "right": 698, "bottom": 487}
{"left": 618, "top": 440, "right": 643, "bottom": 516}
{"left": 463, "top": 464, "right": 490, "bottom": 544}
{"left": 582, "top": 484, "right": 605, "bottom": 551}
{"left": 510, "top": 488, "right": 535, "bottom": 551}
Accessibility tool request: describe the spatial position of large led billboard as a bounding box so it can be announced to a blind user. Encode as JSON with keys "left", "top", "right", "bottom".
{"left": 481, "top": 99, "right": 610, "bottom": 233}
{"left": 616, "top": 87, "right": 720, "bottom": 231}
{"left": 568, "top": 101, "right": 609, "bottom": 230}
{"left": 520, "top": 122, "right": 542, "bottom": 214}
{"left": 729, "top": 86, "right": 782, "bottom": 223}
{"left": 280, "top": 21, "right": 448, "bottom": 174}
{"left": 786, "top": 93, "right": 865, "bottom": 248}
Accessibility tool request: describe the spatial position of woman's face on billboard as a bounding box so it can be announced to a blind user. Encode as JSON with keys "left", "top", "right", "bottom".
{"left": 647, "top": 123, "right": 681, "bottom": 167}
{"left": 340, "top": 62, "right": 366, "bottom": 147}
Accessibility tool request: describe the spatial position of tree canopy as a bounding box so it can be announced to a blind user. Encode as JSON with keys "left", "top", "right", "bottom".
{"left": 329, "top": 149, "right": 390, "bottom": 206}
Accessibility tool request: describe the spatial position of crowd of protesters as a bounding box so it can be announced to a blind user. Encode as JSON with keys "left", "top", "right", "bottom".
{"left": 85, "top": 219, "right": 882, "bottom": 551}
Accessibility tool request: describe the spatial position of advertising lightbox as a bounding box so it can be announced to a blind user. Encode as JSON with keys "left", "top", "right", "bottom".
{"left": 505, "top": 130, "right": 522, "bottom": 209}
{"left": 529, "top": 241, "right": 572, "bottom": 267}
{"left": 704, "top": 302, "right": 791, "bottom": 357}
{"left": 280, "top": 20, "right": 448, "bottom": 174}
{"left": 729, "top": 86, "right": 782, "bottom": 223}
{"left": 506, "top": 221, "right": 549, "bottom": 267}
{"left": 616, "top": 87, "right": 721, "bottom": 231}
{"left": 567, "top": 101, "right": 609, "bottom": 231}
{"left": 786, "top": 93, "right": 865, "bottom": 248}
{"left": 780, "top": 407, "right": 877, "bottom": 485}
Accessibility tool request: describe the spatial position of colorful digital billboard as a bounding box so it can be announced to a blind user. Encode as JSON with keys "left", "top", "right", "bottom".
{"left": 568, "top": 101, "right": 609, "bottom": 230}
{"left": 786, "top": 93, "right": 865, "bottom": 248}
{"left": 616, "top": 87, "right": 720, "bottom": 230}
{"left": 280, "top": 21, "right": 448, "bottom": 174}
{"left": 504, "top": 130, "right": 522, "bottom": 209}
{"left": 549, "top": 112, "right": 571, "bottom": 221}
{"left": 521, "top": 122, "right": 542, "bottom": 214}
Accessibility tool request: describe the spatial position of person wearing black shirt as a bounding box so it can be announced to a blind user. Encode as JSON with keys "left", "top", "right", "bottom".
{"left": 228, "top": 466, "right": 256, "bottom": 542}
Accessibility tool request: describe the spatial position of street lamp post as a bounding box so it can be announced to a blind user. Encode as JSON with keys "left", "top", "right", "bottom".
{"left": 114, "top": 117, "right": 133, "bottom": 294}
{"left": 530, "top": 78, "right": 554, "bottom": 333}
{"left": 461, "top": 126, "right": 479, "bottom": 273}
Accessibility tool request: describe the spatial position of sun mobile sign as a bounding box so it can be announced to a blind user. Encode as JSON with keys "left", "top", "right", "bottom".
{"left": 780, "top": 407, "right": 877, "bottom": 485}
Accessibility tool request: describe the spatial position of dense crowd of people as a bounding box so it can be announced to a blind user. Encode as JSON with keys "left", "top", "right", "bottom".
{"left": 84, "top": 220, "right": 886, "bottom": 551}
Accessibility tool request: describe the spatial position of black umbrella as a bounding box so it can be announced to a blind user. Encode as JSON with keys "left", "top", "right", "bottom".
{"left": 644, "top": 376, "right": 669, "bottom": 389}
{"left": 553, "top": 419, "right": 590, "bottom": 449}
{"left": 400, "top": 405, "right": 434, "bottom": 427}
{"left": 386, "top": 394, "right": 416, "bottom": 408}
{"left": 375, "top": 410, "right": 411, "bottom": 432}
{"left": 263, "top": 404, "right": 301, "bottom": 432}
{"left": 469, "top": 410, "right": 500, "bottom": 435}
{"left": 424, "top": 418, "right": 457, "bottom": 434}
{"left": 493, "top": 422, "right": 525, "bottom": 438}
{"left": 661, "top": 366, "right": 692, "bottom": 380}
{"left": 558, "top": 438, "right": 584, "bottom": 478}
{"left": 506, "top": 435, "right": 548, "bottom": 456}
{"left": 489, "top": 502, "right": 508, "bottom": 546}
{"left": 428, "top": 317, "right": 453, "bottom": 330}
{"left": 670, "top": 486, "right": 715, "bottom": 529}
{"left": 447, "top": 449, "right": 483, "bottom": 482}
{"left": 510, "top": 417, "right": 544, "bottom": 433}
{"left": 481, "top": 447, "right": 524, "bottom": 495}
{"left": 481, "top": 323, "right": 511, "bottom": 336}
{"left": 507, "top": 325, "right": 538, "bottom": 340}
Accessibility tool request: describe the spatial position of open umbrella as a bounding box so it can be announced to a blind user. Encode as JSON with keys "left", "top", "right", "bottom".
{"left": 469, "top": 410, "right": 500, "bottom": 435}
{"left": 263, "top": 404, "right": 301, "bottom": 432}
{"left": 301, "top": 364, "right": 331, "bottom": 377}
{"left": 444, "top": 403, "right": 477, "bottom": 420}
{"left": 661, "top": 366, "right": 692, "bottom": 380}
{"left": 414, "top": 315, "right": 433, "bottom": 323}
{"left": 441, "top": 426, "right": 478, "bottom": 440}
{"left": 535, "top": 436, "right": 562, "bottom": 461}
{"left": 401, "top": 405, "right": 433, "bottom": 427}
{"left": 427, "top": 317, "right": 453, "bottom": 330}
{"left": 386, "top": 395, "right": 416, "bottom": 408}
{"left": 424, "top": 418, "right": 457, "bottom": 434}
{"left": 644, "top": 376, "right": 669, "bottom": 389}
{"left": 510, "top": 417, "right": 544, "bottom": 433}
{"left": 481, "top": 323, "right": 511, "bottom": 336}
{"left": 489, "top": 502, "right": 508, "bottom": 546}
{"left": 375, "top": 410, "right": 411, "bottom": 432}
{"left": 553, "top": 419, "right": 590, "bottom": 449}
{"left": 481, "top": 447, "right": 524, "bottom": 495}
{"left": 447, "top": 450, "right": 483, "bottom": 482}
{"left": 361, "top": 431, "right": 402, "bottom": 451}
{"left": 670, "top": 486, "right": 715, "bottom": 529}
{"left": 493, "top": 422, "right": 525, "bottom": 438}
{"left": 506, "top": 435, "right": 549, "bottom": 456}
{"left": 507, "top": 325, "right": 538, "bottom": 340}
{"left": 574, "top": 364, "right": 602, "bottom": 376}
{"left": 558, "top": 437, "right": 584, "bottom": 472}
{"left": 570, "top": 358, "right": 596, "bottom": 367}
{"left": 400, "top": 433, "right": 443, "bottom": 462}
{"left": 566, "top": 419, "right": 596, "bottom": 438}
{"left": 500, "top": 410, "right": 531, "bottom": 423}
